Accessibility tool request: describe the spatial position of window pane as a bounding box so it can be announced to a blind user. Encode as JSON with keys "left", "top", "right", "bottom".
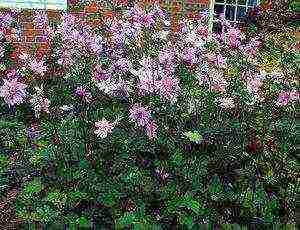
{"left": 214, "top": 4, "right": 225, "bottom": 19}
{"left": 238, "top": 0, "right": 246, "bottom": 4}
{"left": 212, "top": 21, "right": 223, "bottom": 34}
{"left": 226, "top": 0, "right": 236, "bottom": 4}
{"left": 225, "top": 5, "right": 236, "bottom": 21}
{"left": 237, "top": 6, "right": 246, "bottom": 21}
{"left": 247, "top": 0, "right": 257, "bottom": 6}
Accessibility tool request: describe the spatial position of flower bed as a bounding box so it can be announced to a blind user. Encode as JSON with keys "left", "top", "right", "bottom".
{"left": 0, "top": 2, "right": 298, "bottom": 228}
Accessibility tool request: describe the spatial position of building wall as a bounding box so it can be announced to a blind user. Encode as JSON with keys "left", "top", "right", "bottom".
{"left": 0, "top": 0, "right": 210, "bottom": 57}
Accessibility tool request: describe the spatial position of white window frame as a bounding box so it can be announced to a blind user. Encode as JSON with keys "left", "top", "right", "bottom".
{"left": 0, "top": 0, "right": 67, "bottom": 10}
{"left": 208, "top": 0, "right": 260, "bottom": 34}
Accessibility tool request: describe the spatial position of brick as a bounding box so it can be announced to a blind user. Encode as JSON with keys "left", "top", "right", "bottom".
{"left": 24, "top": 29, "right": 37, "bottom": 37}
{"left": 26, "top": 36, "right": 35, "bottom": 43}
{"left": 35, "top": 36, "right": 46, "bottom": 43}
{"left": 84, "top": 2, "right": 100, "bottom": 14}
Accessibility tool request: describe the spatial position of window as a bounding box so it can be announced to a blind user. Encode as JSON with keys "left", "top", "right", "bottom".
{"left": 0, "top": 0, "right": 67, "bottom": 10}
{"left": 208, "top": 0, "right": 260, "bottom": 34}
{"left": 214, "top": 0, "right": 260, "bottom": 22}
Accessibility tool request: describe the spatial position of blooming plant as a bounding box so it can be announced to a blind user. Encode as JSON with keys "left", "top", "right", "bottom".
{"left": 0, "top": 2, "right": 298, "bottom": 228}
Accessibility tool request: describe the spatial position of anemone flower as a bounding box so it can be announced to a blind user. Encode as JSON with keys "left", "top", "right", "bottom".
{"left": 158, "top": 76, "right": 180, "bottom": 102}
{"left": 129, "top": 103, "right": 151, "bottom": 127}
{"left": 217, "top": 97, "right": 235, "bottom": 109}
{"left": 276, "top": 91, "right": 290, "bottom": 107}
{"left": 0, "top": 78, "right": 27, "bottom": 106}
{"left": 0, "top": 45, "right": 4, "bottom": 58}
{"left": 30, "top": 85, "right": 50, "bottom": 118}
{"left": 29, "top": 59, "right": 47, "bottom": 76}
{"left": 146, "top": 120, "right": 158, "bottom": 140}
{"left": 94, "top": 118, "right": 115, "bottom": 139}
{"left": 74, "top": 86, "right": 92, "bottom": 102}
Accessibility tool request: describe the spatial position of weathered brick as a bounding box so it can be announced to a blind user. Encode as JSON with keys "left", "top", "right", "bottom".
{"left": 25, "top": 36, "right": 35, "bottom": 43}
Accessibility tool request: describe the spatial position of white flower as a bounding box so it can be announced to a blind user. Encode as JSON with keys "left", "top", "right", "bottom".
{"left": 163, "top": 20, "right": 171, "bottom": 26}
{"left": 30, "top": 85, "right": 50, "bottom": 118}
{"left": 246, "top": 78, "right": 263, "bottom": 93}
{"left": 139, "top": 56, "right": 154, "bottom": 70}
{"left": 217, "top": 97, "right": 235, "bottom": 109}
{"left": 60, "top": 105, "right": 74, "bottom": 111}
{"left": 155, "top": 30, "right": 169, "bottom": 40}
{"left": 28, "top": 59, "right": 47, "bottom": 76}
{"left": 0, "top": 45, "right": 4, "bottom": 58}
{"left": 89, "top": 36, "right": 102, "bottom": 54}
{"left": 96, "top": 78, "right": 118, "bottom": 95}
{"left": 185, "top": 30, "right": 198, "bottom": 43}
{"left": 94, "top": 118, "right": 115, "bottom": 139}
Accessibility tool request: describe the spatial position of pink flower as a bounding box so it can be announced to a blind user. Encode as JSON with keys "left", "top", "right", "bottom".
{"left": 227, "top": 28, "right": 241, "bottom": 48}
{"left": 214, "top": 54, "right": 226, "bottom": 67}
{"left": 276, "top": 91, "right": 290, "bottom": 106}
{"left": 113, "top": 58, "right": 130, "bottom": 73}
{"left": 142, "top": 14, "right": 155, "bottom": 28}
{"left": 247, "top": 78, "right": 263, "bottom": 93}
{"left": 94, "top": 118, "right": 115, "bottom": 139}
{"left": 114, "top": 78, "right": 132, "bottom": 97}
{"left": 93, "top": 65, "right": 111, "bottom": 81}
{"left": 197, "top": 25, "right": 208, "bottom": 38}
{"left": 6, "top": 69, "right": 18, "bottom": 78}
{"left": 243, "top": 38, "right": 261, "bottom": 56}
{"left": 158, "top": 48, "right": 175, "bottom": 65}
{"left": 57, "top": 50, "right": 75, "bottom": 66}
{"left": 137, "top": 70, "right": 159, "bottom": 96}
{"left": 62, "top": 13, "right": 77, "bottom": 28}
{"left": 243, "top": 45, "right": 258, "bottom": 57}
{"left": 29, "top": 59, "right": 47, "bottom": 76}
{"left": 146, "top": 120, "right": 158, "bottom": 140}
{"left": 276, "top": 90, "right": 299, "bottom": 106}
{"left": 129, "top": 104, "right": 151, "bottom": 127}
{"left": 34, "top": 12, "right": 48, "bottom": 28}
{"left": 0, "top": 13, "right": 13, "bottom": 28}
{"left": 182, "top": 47, "right": 197, "bottom": 64}
{"left": 109, "top": 20, "right": 121, "bottom": 34}
{"left": 179, "top": 21, "right": 188, "bottom": 33}
{"left": 210, "top": 76, "right": 227, "bottom": 93}
{"left": 89, "top": 37, "right": 102, "bottom": 54}
{"left": 75, "top": 86, "right": 92, "bottom": 102}
{"left": 158, "top": 76, "right": 180, "bottom": 102}
{"left": 0, "top": 78, "right": 27, "bottom": 106}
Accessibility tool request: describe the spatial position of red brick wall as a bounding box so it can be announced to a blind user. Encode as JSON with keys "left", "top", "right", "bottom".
{"left": 1, "top": 0, "right": 210, "bottom": 51}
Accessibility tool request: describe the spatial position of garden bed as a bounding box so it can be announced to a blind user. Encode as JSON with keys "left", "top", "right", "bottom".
{"left": 0, "top": 1, "right": 299, "bottom": 228}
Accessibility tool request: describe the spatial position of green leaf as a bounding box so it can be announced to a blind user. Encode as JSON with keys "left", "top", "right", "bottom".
{"left": 209, "top": 175, "right": 223, "bottom": 200}
{"left": 47, "top": 190, "right": 67, "bottom": 206}
{"left": 117, "top": 212, "right": 137, "bottom": 225}
{"left": 179, "top": 214, "right": 193, "bottom": 227}
{"left": 0, "top": 155, "right": 9, "bottom": 172}
{"left": 178, "top": 195, "right": 203, "bottom": 215}
{"left": 76, "top": 216, "right": 90, "bottom": 227}
{"left": 21, "top": 178, "right": 43, "bottom": 199}
{"left": 183, "top": 130, "right": 203, "bottom": 143}
{"left": 166, "top": 194, "right": 203, "bottom": 215}
{"left": 171, "top": 150, "right": 185, "bottom": 166}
